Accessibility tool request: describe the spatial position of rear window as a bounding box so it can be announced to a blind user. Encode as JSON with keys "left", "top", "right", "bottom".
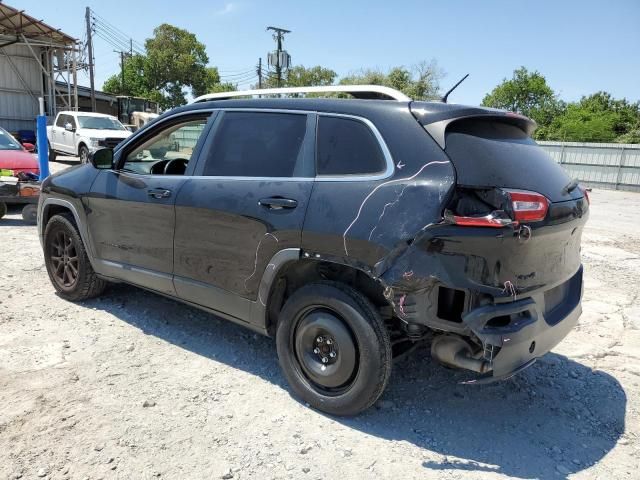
{"left": 203, "top": 112, "right": 308, "bottom": 177}
{"left": 444, "top": 119, "right": 573, "bottom": 202}
{"left": 317, "top": 116, "right": 386, "bottom": 176}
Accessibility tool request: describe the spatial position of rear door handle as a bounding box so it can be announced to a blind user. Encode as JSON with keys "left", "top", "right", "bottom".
{"left": 258, "top": 197, "right": 298, "bottom": 210}
{"left": 148, "top": 188, "right": 172, "bottom": 199}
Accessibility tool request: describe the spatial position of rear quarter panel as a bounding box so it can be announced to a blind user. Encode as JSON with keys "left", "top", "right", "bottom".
{"left": 302, "top": 107, "right": 455, "bottom": 273}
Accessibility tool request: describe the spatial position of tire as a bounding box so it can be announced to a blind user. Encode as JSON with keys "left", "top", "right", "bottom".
{"left": 21, "top": 204, "right": 37, "bottom": 224}
{"left": 43, "top": 213, "right": 107, "bottom": 301}
{"left": 276, "top": 282, "right": 392, "bottom": 416}
{"left": 48, "top": 143, "right": 57, "bottom": 162}
{"left": 78, "top": 144, "right": 89, "bottom": 164}
{"left": 0, "top": 202, "right": 6, "bottom": 219}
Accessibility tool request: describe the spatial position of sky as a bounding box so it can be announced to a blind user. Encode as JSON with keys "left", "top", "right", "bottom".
{"left": 17, "top": 0, "right": 640, "bottom": 106}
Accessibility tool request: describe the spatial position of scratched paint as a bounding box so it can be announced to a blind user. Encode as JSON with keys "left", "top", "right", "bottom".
{"left": 244, "top": 233, "right": 279, "bottom": 292}
{"left": 342, "top": 160, "right": 451, "bottom": 256}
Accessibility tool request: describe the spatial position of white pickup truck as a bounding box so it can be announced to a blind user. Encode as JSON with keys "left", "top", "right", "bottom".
{"left": 47, "top": 111, "right": 132, "bottom": 163}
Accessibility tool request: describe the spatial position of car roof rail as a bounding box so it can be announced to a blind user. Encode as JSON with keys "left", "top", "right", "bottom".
{"left": 191, "top": 85, "right": 412, "bottom": 103}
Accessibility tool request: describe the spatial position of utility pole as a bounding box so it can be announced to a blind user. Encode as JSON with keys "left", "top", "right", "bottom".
{"left": 85, "top": 7, "right": 96, "bottom": 112}
{"left": 266, "top": 26, "right": 291, "bottom": 88}
{"left": 117, "top": 50, "right": 126, "bottom": 93}
{"left": 256, "top": 58, "right": 262, "bottom": 89}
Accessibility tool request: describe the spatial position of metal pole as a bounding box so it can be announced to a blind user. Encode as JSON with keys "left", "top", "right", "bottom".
{"left": 276, "top": 34, "right": 282, "bottom": 87}
{"left": 37, "top": 97, "right": 50, "bottom": 180}
{"left": 66, "top": 50, "right": 71, "bottom": 110}
{"left": 86, "top": 7, "right": 96, "bottom": 112}
{"left": 48, "top": 49, "right": 55, "bottom": 116}
{"left": 615, "top": 146, "right": 626, "bottom": 191}
{"left": 257, "top": 58, "right": 262, "bottom": 89}
{"left": 72, "top": 47, "right": 78, "bottom": 111}
{"left": 120, "top": 51, "right": 126, "bottom": 93}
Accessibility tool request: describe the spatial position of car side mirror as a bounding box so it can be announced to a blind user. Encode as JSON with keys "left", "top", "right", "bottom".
{"left": 22, "top": 142, "right": 35, "bottom": 152}
{"left": 90, "top": 148, "right": 113, "bottom": 169}
{"left": 64, "top": 123, "right": 75, "bottom": 132}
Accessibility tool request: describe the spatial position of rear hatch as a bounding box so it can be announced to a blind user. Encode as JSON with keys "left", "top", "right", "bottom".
{"left": 407, "top": 103, "right": 589, "bottom": 297}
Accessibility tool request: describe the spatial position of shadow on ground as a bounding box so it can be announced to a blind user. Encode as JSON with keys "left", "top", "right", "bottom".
{"left": 0, "top": 205, "right": 37, "bottom": 227}
{"left": 86, "top": 284, "right": 626, "bottom": 480}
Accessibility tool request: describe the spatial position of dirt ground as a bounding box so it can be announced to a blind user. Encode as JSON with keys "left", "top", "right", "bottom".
{"left": 1, "top": 160, "right": 638, "bottom": 479}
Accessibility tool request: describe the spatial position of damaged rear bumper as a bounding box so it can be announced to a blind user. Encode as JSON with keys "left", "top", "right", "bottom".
{"left": 460, "top": 266, "right": 583, "bottom": 381}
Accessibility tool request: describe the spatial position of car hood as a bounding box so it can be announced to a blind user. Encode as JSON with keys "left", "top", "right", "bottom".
{"left": 0, "top": 149, "right": 39, "bottom": 171}
{"left": 78, "top": 129, "right": 131, "bottom": 139}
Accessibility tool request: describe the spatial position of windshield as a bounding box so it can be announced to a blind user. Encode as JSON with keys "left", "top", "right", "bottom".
{"left": 77, "top": 116, "right": 126, "bottom": 131}
{"left": 0, "top": 128, "right": 22, "bottom": 150}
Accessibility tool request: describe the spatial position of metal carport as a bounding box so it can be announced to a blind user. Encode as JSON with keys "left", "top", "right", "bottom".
{"left": 0, "top": 1, "right": 79, "bottom": 132}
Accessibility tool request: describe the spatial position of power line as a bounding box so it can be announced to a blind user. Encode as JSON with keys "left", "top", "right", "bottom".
{"left": 91, "top": 10, "right": 145, "bottom": 51}
{"left": 218, "top": 69, "right": 256, "bottom": 79}
{"left": 220, "top": 73, "right": 259, "bottom": 83}
{"left": 93, "top": 22, "right": 144, "bottom": 55}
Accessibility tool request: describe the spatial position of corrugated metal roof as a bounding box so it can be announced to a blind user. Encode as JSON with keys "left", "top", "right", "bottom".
{"left": 0, "top": 1, "right": 76, "bottom": 46}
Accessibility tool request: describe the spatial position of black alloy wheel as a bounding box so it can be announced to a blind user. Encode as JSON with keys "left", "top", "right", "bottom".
{"left": 49, "top": 228, "right": 79, "bottom": 289}
{"left": 44, "top": 213, "right": 106, "bottom": 300}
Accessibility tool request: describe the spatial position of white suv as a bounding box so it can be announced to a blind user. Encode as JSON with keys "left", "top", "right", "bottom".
{"left": 47, "top": 111, "right": 132, "bottom": 163}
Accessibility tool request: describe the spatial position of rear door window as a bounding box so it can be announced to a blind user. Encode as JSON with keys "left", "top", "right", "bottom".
{"left": 316, "top": 116, "right": 386, "bottom": 176}
{"left": 202, "top": 111, "right": 309, "bottom": 177}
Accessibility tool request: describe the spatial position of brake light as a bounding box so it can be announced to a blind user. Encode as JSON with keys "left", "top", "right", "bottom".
{"left": 506, "top": 190, "right": 549, "bottom": 222}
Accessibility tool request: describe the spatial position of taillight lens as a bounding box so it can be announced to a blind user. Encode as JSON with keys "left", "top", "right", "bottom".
{"left": 446, "top": 189, "right": 549, "bottom": 228}
{"left": 506, "top": 190, "right": 549, "bottom": 222}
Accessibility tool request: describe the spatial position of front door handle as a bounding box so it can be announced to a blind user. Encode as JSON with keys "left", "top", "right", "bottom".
{"left": 259, "top": 197, "right": 298, "bottom": 210}
{"left": 148, "top": 188, "right": 172, "bottom": 199}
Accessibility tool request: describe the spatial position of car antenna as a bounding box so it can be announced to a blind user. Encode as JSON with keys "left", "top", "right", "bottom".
{"left": 441, "top": 74, "right": 469, "bottom": 103}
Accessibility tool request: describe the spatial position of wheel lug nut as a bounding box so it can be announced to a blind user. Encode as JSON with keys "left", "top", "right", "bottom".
{"left": 316, "top": 336, "right": 323, "bottom": 343}
{"left": 313, "top": 348, "right": 320, "bottom": 354}
{"left": 321, "top": 357, "right": 328, "bottom": 364}
{"left": 326, "top": 339, "right": 332, "bottom": 345}
{"left": 329, "top": 351, "right": 336, "bottom": 358}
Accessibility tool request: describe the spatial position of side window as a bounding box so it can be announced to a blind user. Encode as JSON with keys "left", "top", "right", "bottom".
{"left": 122, "top": 117, "right": 209, "bottom": 175}
{"left": 202, "top": 112, "right": 308, "bottom": 177}
{"left": 67, "top": 115, "right": 76, "bottom": 129}
{"left": 317, "top": 116, "right": 387, "bottom": 176}
{"left": 55, "top": 114, "right": 67, "bottom": 127}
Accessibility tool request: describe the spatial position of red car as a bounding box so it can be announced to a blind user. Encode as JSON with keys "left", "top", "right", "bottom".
{"left": 0, "top": 126, "right": 39, "bottom": 176}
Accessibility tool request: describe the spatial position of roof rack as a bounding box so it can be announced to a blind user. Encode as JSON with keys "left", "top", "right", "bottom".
{"left": 191, "top": 85, "right": 411, "bottom": 103}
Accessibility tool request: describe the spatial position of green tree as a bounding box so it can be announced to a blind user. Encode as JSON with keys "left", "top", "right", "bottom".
{"left": 259, "top": 65, "right": 337, "bottom": 89}
{"left": 102, "top": 54, "right": 151, "bottom": 98}
{"left": 143, "top": 23, "right": 209, "bottom": 109}
{"left": 482, "top": 67, "right": 564, "bottom": 136}
{"left": 192, "top": 67, "right": 236, "bottom": 98}
{"left": 545, "top": 92, "right": 640, "bottom": 142}
{"left": 340, "top": 60, "right": 443, "bottom": 100}
{"left": 285, "top": 65, "right": 337, "bottom": 87}
{"left": 103, "top": 24, "right": 232, "bottom": 109}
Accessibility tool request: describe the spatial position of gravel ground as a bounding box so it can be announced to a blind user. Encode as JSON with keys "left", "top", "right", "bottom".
{"left": 1, "top": 161, "right": 638, "bottom": 479}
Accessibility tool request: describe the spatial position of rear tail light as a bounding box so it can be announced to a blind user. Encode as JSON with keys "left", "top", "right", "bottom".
{"left": 446, "top": 189, "right": 549, "bottom": 228}
{"left": 505, "top": 190, "right": 549, "bottom": 222}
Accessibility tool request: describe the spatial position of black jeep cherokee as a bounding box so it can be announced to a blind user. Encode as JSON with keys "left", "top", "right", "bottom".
{"left": 38, "top": 87, "right": 589, "bottom": 415}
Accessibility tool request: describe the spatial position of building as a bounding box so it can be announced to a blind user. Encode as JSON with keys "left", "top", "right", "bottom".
{"left": 0, "top": 2, "right": 79, "bottom": 133}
